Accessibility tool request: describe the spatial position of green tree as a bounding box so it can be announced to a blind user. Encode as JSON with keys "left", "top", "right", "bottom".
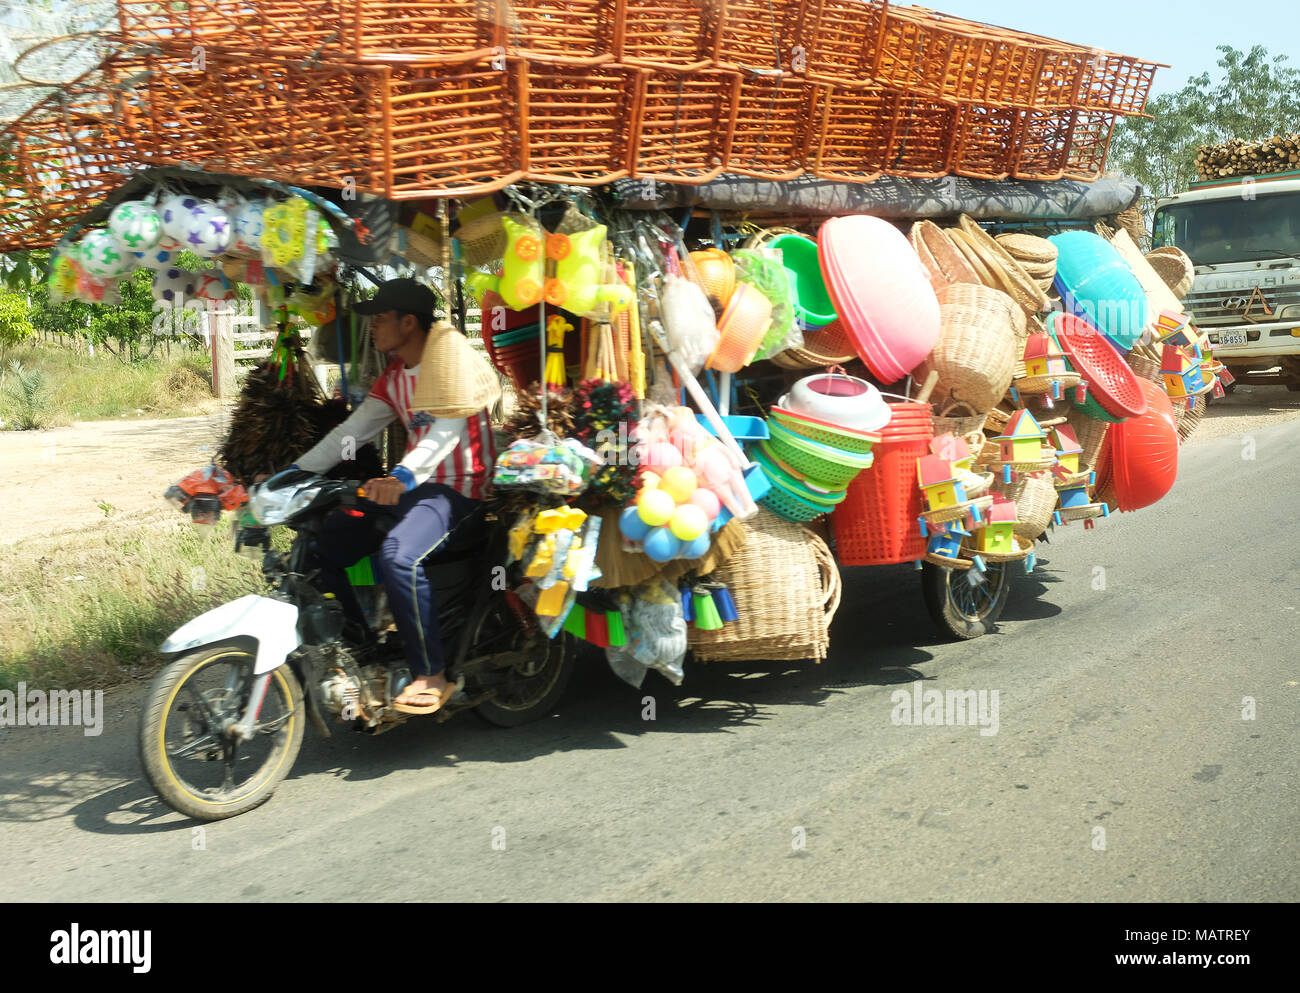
{"left": 0, "top": 289, "right": 36, "bottom": 358}
{"left": 1111, "top": 45, "right": 1300, "bottom": 220}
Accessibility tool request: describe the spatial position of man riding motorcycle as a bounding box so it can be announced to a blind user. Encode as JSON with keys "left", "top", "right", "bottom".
{"left": 283, "top": 277, "right": 495, "bottom": 716}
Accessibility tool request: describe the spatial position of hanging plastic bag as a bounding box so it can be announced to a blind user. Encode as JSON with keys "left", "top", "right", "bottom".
{"left": 660, "top": 274, "right": 718, "bottom": 374}
{"left": 625, "top": 578, "right": 687, "bottom": 685}
{"left": 731, "top": 247, "right": 802, "bottom": 360}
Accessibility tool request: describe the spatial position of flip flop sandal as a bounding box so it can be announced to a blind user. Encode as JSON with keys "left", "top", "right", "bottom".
{"left": 393, "top": 680, "right": 460, "bottom": 715}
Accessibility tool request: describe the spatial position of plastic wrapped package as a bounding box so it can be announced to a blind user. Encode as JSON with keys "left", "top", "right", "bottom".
{"left": 731, "top": 247, "right": 802, "bottom": 360}
{"left": 605, "top": 579, "right": 687, "bottom": 687}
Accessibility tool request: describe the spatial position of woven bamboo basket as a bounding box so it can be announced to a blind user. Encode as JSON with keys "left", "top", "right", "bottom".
{"left": 616, "top": 0, "right": 715, "bottom": 69}
{"left": 729, "top": 70, "right": 817, "bottom": 181}
{"left": 1145, "top": 246, "right": 1195, "bottom": 295}
{"left": 957, "top": 214, "right": 1051, "bottom": 314}
{"left": 634, "top": 68, "right": 740, "bottom": 183}
{"left": 1174, "top": 393, "right": 1206, "bottom": 441}
{"left": 910, "top": 220, "right": 981, "bottom": 293}
{"left": 1065, "top": 406, "right": 1110, "bottom": 471}
{"left": 990, "top": 470, "right": 1058, "bottom": 540}
{"left": 410, "top": 320, "right": 502, "bottom": 416}
{"left": 689, "top": 509, "right": 841, "bottom": 663}
{"left": 1124, "top": 349, "right": 1162, "bottom": 385}
{"left": 769, "top": 318, "right": 858, "bottom": 369}
{"left": 917, "top": 282, "right": 1019, "bottom": 413}
{"left": 932, "top": 401, "right": 989, "bottom": 440}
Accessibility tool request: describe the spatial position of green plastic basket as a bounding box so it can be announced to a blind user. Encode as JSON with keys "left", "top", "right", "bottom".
{"left": 752, "top": 444, "right": 847, "bottom": 507}
{"left": 754, "top": 440, "right": 846, "bottom": 494}
{"left": 769, "top": 406, "right": 879, "bottom": 454}
{"left": 766, "top": 419, "right": 874, "bottom": 488}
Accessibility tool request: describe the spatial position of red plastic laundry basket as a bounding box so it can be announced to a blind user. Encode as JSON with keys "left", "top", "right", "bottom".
{"left": 831, "top": 400, "right": 933, "bottom": 565}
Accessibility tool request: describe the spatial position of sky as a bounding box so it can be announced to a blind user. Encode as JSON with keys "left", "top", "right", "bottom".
{"left": 909, "top": 0, "right": 1300, "bottom": 96}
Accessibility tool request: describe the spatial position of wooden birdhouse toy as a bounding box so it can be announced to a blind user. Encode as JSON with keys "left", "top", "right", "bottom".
{"left": 1058, "top": 482, "right": 1091, "bottom": 510}
{"left": 1049, "top": 424, "right": 1084, "bottom": 475}
{"left": 917, "top": 454, "right": 967, "bottom": 511}
{"left": 927, "top": 528, "right": 964, "bottom": 559}
{"left": 995, "top": 409, "right": 1046, "bottom": 464}
{"left": 971, "top": 496, "right": 1017, "bottom": 554}
{"left": 1155, "top": 310, "right": 1195, "bottom": 349}
{"left": 930, "top": 432, "right": 975, "bottom": 473}
{"left": 1161, "top": 344, "right": 1204, "bottom": 397}
{"left": 1022, "top": 333, "right": 1070, "bottom": 379}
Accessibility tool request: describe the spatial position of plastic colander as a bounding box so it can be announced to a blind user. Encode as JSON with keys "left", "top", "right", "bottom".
{"left": 1051, "top": 312, "right": 1148, "bottom": 419}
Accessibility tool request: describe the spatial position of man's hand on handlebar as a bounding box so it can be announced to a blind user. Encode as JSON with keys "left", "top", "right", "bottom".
{"left": 361, "top": 476, "right": 405, "bottom": 507}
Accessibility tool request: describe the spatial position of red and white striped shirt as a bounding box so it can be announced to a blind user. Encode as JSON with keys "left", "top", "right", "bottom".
{"left": 296, "top": 358, "right": 495, "bottom": 500}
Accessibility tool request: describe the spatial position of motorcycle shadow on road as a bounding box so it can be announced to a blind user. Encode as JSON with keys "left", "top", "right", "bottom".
{"left": 46, "top": 558, "right": 1063, "bottom": 834}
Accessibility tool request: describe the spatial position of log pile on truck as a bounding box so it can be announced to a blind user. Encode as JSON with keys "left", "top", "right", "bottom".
{"left": 1196, "top": 132, "right": 1300, "bottom": 180}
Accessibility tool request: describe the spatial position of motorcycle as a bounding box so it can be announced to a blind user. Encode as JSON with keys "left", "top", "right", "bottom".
{"left": 139, "top": 469, "right": 575, "bottom": 821}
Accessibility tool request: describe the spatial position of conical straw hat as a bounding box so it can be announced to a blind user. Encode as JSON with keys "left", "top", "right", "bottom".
{"left": 410, "top": 320, "right": 502, "bottom": 417}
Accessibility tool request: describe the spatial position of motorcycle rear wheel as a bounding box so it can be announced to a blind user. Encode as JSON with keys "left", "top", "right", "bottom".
{"left": 139, "top": 647, "right": 305, "bottom": 821}
{"left": 471, "top": 598, "right": 576, "bottom": 728}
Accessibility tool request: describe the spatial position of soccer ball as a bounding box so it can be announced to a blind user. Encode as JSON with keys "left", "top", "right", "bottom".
{"left": 180, "top": 202, "right": 232, "bottom": 258}
{"left": 159, "top": 194, "right": 203, "bottom": 243}
{"left": 131, "top": 246, "right": 177, "bottom": 270}
{"left": 78, "top": 229, "right": 133, "bottom": 279}
{"left": 108, "top": 200, "right": 163, "bottom": 253}
{"left": 153, "top": 267, "right": 200, "bottom": 304}
{"left": 229, "top": 201, "right": 265, "bottom": 257}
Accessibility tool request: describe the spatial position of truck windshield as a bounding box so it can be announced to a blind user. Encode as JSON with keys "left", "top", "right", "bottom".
{"left": 1153, "top": 191, "right": 1300, "bottom": 266}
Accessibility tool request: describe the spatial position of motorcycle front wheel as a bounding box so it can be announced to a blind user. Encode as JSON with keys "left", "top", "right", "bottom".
{"left": 139, "top": 646, "right": 305, "bottom": 821}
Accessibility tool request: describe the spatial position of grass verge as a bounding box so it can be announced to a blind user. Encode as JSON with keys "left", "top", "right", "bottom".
{"left": 0, "top": 343, "right": 216, "bottom": 429}
{"left": 0, "top": 515, "right": 275, "bottom": 692}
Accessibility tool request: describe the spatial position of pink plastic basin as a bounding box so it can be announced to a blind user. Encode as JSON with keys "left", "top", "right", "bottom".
{"left": 818, "top": 215, "right": 940, "bottom": 383}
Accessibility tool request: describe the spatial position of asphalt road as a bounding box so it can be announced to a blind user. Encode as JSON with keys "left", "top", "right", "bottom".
{"left": 2, "top": 415, "right": 1297, "bottom": 902}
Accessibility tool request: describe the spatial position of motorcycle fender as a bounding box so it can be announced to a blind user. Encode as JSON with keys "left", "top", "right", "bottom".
{"left": 160, "top": 594, "right": 302, "bottom": 675}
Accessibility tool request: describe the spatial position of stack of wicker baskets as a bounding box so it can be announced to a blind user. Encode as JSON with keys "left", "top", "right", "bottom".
{"left": 689, "top": 509, "right": 841, "bottom": 663}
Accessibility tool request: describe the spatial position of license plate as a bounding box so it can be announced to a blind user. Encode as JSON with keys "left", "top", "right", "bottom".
{"left": 1218, "top": 329, "right": 1248, "bottom": 347}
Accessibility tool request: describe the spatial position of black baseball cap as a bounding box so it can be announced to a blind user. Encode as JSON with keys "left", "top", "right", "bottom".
{"left": 352, "top": 277, "right": 438, "bottom": 317}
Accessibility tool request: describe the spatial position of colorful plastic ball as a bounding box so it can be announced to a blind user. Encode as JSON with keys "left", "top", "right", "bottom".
{"left": 230, "top": 201, "right": 265, "bottom": 257}
{"left": 639, "top": 470, "right": 661, "bottom": 490}
{"left": 153, "top": 267, "right": 199, "bottom": 304}
{"left": 668, "top": 503, "right": 708, "bottom": 541}
{"left": 642, "top": 527, "right": 683, "bottom": 563}
{"left": 195, "top": 272, "right": 237, "bottom": 302}
{"left": 658, "top": 465, "right": 698, "bottom": 503}
{"left": 159, "top": 194, "right": 204, "bottom": 243}
{"left": 642, "top": 441, "right": 684, "bottom": 470}
{"left": 132, "top": 247, "right": 176, "bottom": 270}
{"left": 679, "top": 532, "right": 711, "bottom": 560}
{"left": 182, "top": 202, "right": 232, "bottom": 258}
{"left": 108, "top": 200, "right": 163, "bottom": 252}
{"left": 78, "top": 229, "right": 132, "bottom": 278}
{"left": 619, "top": 505, "right": 652, "bottom": 542}
{"left": 636, "top": 488, "right": 676, "bottom": 527}
{"left": 688, "top": 487, "right": 721, "bottom": 521}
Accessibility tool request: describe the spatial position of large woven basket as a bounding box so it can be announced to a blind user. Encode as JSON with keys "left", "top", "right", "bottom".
{"left": 1065, "top": 406, "right": 1110, "bottom": 471}
{"left": 932, "top": 401, "right": 989, "bottom": 440}
{"left": 1124, "top": 349, "right": 1162, "bottom": 384}
{"left": 689, "top": 508, "right": 841, "bottom": 663}
{"left": 1145, "top": 246, "right": 1195, "bottom": 299}
{"left": 990, "top": 470, "right": 1058, "bottom": 540}
{"left": 916, "top": 282, "right": 1019, "bottom": 413}
{"left": 910, "top": 219, "right": 980, "bottom": 293}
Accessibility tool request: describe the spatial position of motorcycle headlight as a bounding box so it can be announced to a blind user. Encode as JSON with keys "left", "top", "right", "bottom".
{"left": 248, "top": 482, "right": 320, "bottom": 526}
